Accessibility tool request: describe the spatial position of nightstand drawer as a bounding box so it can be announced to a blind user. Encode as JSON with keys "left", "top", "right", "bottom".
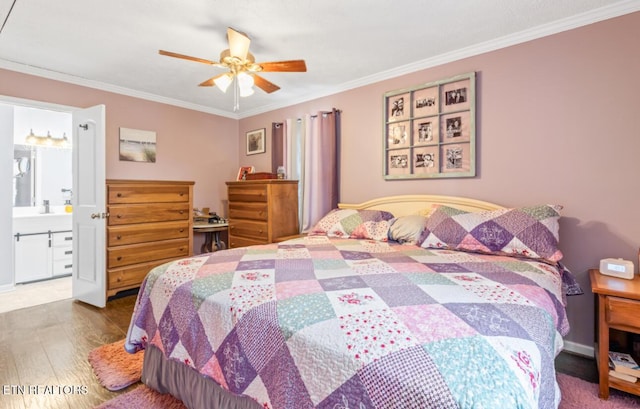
{"left": 228, "top": 202, "right": 268, "bottom": 221}
{"left": 607, "top": 296, "right": 640, "bottom": 328}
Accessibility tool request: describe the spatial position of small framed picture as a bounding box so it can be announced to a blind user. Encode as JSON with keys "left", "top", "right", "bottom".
{"left": 386, "top": 93, "right": 410, "bottom": 122}
{"left": 237, "top": 166, "right": 255, "bottom": 180}
{"left": 246, "top": 128, "right": 266, "bottom": 155}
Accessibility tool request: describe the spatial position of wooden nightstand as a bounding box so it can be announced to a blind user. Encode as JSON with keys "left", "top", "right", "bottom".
{"left": 590, "top": 269, "right": 640, "bottom": 399}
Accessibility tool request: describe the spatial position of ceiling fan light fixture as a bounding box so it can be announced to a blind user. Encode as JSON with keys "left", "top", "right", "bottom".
{"left": 237, "top": 72, "right": 255, "bottom": 97}
{"left": 214, "top": 73, "right": 233, "bottom": 93}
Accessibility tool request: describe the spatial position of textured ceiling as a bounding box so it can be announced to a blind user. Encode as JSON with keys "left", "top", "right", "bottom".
{"left": 0, "top": 0, "right": 637, "bottom": 118}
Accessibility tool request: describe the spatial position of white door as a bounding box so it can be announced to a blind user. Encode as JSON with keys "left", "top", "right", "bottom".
{"left": 71, "top": 105, "right": 106, "bottom": 307}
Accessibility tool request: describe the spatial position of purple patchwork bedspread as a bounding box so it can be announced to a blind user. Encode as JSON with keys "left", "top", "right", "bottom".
{"left": 126, "top": 236, "right": 570, "bottom": 409}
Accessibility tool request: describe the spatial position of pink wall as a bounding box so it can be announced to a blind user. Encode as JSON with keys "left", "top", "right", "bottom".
{"left": 239, "top": 12, "right": 640, "bottom": 350}
{"left": 0, "top": 69, "right": 239, "bottom": 253}
{"left": 0, "top": 69, "right": 238, "bottom": 210}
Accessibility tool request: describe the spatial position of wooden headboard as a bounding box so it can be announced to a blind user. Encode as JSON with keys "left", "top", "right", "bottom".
{"left": 338, "top": 195, "right": 504, "bottom": 217}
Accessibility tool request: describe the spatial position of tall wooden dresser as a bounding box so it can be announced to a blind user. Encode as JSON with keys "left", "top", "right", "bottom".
{"left": 106, "top": 179, "right": 194, "bottom": 297}
{"left": 226, "top": 180, "right": 299, "bottom": 248}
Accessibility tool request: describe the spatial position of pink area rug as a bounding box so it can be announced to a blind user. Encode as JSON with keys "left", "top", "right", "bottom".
{"left": 95, "top": 384, "right": 186, "bottom": 409}
{"left": 88, "top": 339, "right": 144, "bottom": 391}
{"left": 91, "top": 341, "right": 640, "bottom": 408}
{"left": 557, "top": 373, "right": 640, "bottom": 408}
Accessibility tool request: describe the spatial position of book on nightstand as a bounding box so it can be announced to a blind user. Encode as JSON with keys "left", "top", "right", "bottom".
{"left": 609, "top": 369, "right": 638, "bottom": 383}
{"left": 609, "top": 351, "right": 640, "bottom": 378}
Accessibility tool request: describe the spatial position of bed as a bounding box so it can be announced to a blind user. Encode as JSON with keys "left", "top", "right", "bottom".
{"left": 125, "top": 195, "right": 580, "bottom": 409}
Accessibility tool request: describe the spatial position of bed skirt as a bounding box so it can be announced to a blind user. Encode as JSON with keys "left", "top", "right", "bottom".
{"left": 142, "top": 344, "right": 262, "bottom": 409}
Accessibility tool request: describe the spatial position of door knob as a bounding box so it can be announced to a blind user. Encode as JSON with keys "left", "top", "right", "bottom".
{"left": 91, "top": 213, "right": 101, "bottom": 219}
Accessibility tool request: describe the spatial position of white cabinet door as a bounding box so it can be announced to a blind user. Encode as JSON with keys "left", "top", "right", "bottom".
{"left": 14, "top": 234, "right": 51, "bottom": 283}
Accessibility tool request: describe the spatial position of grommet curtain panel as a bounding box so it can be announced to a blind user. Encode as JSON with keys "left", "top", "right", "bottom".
{"left": 272, "top": 108, "right": 340, "bottom": 232}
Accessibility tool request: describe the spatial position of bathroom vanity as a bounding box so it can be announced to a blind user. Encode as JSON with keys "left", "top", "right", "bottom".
{"left": 12, "top": 210, "right": 72, "bottom": 284}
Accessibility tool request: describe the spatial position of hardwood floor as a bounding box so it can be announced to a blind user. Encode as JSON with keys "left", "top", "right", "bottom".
{"left": 0, "top": 294, "right": 138, "bottom": 409}
{"left": 0, "top": 293, "right": 598, "bottom": 409}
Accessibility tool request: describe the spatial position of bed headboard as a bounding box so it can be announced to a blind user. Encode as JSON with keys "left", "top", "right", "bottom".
{"left": 338, "top": 194, "right": 504, "bottom": 217}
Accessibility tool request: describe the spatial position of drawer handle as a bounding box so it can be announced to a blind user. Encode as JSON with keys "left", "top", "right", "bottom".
{"left": 180, "top": 193, "right": 184, "bottom": 196}
{"left": 65, "top": 264, "right": 72, "bottom": 269}
{"left": 116, "top": 235, "right": 122, "bottom": 240}
{"left": 117, "top": 277, "right": 122, "bottom": 282}
{"left": 179, "top": 247, "right": 184, "bottom": 252}
{"left": 259, "top": 229, "right": 263, "bottom": 233}
{"left": 179, "top": 210, "right": 184, "bottom": 214}
{"left": 64, "top": 236, "right": 72, "bottom": 241}
{"left": 117, "top": 193, "right": 122, "bottom": 197}
{"left": 116, "top": 214, "right": 122, "bottom": 218}
{"left": 179, "top": 229, "right": 184, "bottom": 233}
{"left": 230, "top": 226, "right": 235, "bottom": 230}
{"left": 117, "top": 256, "right": 122, "bottom": 261}
{"left": 65, "top": 250, "right": 72, "bottom": 255}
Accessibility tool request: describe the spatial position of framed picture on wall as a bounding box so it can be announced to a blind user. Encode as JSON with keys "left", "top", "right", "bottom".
{"left": 383, "top": 72, "right": 476, "bottom": 179}
{"left": 246, "top": 128, "right": 266, "bottom": 155}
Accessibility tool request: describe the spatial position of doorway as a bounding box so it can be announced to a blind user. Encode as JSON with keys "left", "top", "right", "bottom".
{"left": 1, "top": 97, "right": 75, "bottom": 312}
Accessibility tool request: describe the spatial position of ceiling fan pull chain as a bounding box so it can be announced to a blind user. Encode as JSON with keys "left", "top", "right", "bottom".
{"left": 233, "top": 76, "right": 240, "bottom": 112}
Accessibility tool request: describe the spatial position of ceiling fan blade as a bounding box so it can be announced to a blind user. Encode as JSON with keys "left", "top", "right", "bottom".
{"left": 227, "top": 27, "right": 251, "bottom": 60}
{"left": 199, "top": 74, "right": 226, "bottom": 87}
{"left": 253, "top": 74, "right": 281, "bottom": 94}
{"left": 159, "top": 50, "right": 217, "bottom": 65}
{"left": 258, "top": 60, "right": 307, "bottom": 72}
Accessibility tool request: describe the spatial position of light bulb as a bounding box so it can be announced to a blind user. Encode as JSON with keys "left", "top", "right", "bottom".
{"left": 237, "top": 72, "right": 254, "bottom": 97}
{"left": 214, "top": 74, "right": 233, "bottom": 93}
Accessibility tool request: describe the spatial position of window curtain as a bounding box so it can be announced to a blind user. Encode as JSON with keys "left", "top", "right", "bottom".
{"left": 272, "top": 108, "right": 340, "bottom": 233}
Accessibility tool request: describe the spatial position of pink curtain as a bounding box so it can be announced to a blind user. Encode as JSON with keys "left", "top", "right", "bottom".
{"left": 272, "top": 109, "right": 340, "bottom": 232}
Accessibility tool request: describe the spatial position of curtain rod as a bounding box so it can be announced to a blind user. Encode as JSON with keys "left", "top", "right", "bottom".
{"left": 273, "top": 109, "right": 341, "bottom": 126}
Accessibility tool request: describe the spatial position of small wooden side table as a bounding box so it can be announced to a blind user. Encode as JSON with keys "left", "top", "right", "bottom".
{"left": 193, "top": 222, "right": 228, "bottom": 253}
{"left": 590, "top": 269, "right": 640, "bottom": 399}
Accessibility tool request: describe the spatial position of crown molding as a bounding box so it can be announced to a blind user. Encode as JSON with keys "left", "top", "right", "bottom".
{"left": 2, "top": 1, "right": 638, "bottom": 120}
{"left": 238, "top": 1, "right": 640, "bottom": 118}
{"left": 0, "top": 59, "right": 240, "bottom": 119}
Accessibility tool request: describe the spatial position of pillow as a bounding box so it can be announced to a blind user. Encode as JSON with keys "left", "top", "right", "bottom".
{"left": 388, "top": 215, "right": 428, "bottom": 244}
{"left": 418, "top": 204, "right": 563, "bottom": 263}
{"left": 309, "top": 209, "right": 395, "bottom": 241}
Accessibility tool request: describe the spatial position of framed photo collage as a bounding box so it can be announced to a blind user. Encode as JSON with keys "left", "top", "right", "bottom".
{"left": 383, "top": 72, "right": 476, "bottom": 179}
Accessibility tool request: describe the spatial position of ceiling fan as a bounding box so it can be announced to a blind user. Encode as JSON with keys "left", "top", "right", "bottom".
{"left": 159, "top": 27, "right": 307, "bottom": 110}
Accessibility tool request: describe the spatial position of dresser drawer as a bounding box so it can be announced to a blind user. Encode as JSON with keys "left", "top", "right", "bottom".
{"left": 228, "top": 220, "right": 268, "bottom": 241}
{"left": 607, "top": 296, "right": 640, "bottom": 328}
{"left": 108, "top": 184, "right": 190, "bottom": 204}
{"left": 228, "top": 202, "right": 268, "bottom": 221}
{"left": 107, "top": 259, "right": 172, "bottom": 292}
{"left": 108, "top": 203, "right": 190, "bottom": 225}
{"left": 108, "top": 221, "right": 189, "bottom": 246}
{"left": 107, "top": 238, "right": 190, "bottom": 268}
{"left": 228, "top": 235, "right": 267, "bottom": 248}
{"left": 228, "top": 185, "right": 268, "bottom": 203}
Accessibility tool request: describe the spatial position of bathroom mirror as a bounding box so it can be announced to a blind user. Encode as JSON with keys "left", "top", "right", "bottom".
{"left": 13, "top": 145, "right": 72, "bottom": 208}
{"left": 14, "top": 157, "right": 30, "bottom": 178}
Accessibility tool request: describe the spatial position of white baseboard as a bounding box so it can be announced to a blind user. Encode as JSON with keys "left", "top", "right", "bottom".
{"left": 563, "top": 340, "right": 594, "bottom": 358}
{"left": 0, "top": 283, "right": 15, "bottom": 294}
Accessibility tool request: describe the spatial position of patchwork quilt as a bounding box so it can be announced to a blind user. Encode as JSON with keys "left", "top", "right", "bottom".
{"left": 126, "top": 236, "right": 570, "bottom": 409}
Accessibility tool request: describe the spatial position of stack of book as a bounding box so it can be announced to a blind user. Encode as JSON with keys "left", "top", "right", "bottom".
{"left": 609, "top": 351, "right": 640, "bottom": 383}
